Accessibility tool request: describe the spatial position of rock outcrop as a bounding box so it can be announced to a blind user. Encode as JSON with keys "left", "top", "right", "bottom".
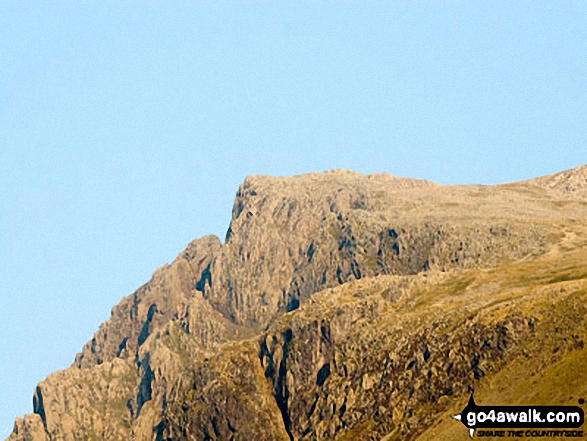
{"left": 9, "top": 166, "right": 587, "bottom": 441}
{"left": 526, "top": 164, "right": 587, "bottom": 194}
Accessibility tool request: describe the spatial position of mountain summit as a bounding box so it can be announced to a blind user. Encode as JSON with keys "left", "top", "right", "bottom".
{"left": 9, "top": 166, "right": 587, "bottom": 441}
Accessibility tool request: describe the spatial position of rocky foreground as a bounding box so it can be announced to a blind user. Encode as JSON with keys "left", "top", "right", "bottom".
{"left": 9, "top": 166, "right": 587, "bottom": 441}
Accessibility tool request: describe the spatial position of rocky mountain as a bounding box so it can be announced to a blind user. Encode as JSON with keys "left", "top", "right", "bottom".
{"left": 9, "top": 166, "right": 587, "bottom": 441}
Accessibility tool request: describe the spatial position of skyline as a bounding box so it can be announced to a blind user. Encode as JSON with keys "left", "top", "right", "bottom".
{"left": 1, "top": 1, "right": 586, "bottom": 437}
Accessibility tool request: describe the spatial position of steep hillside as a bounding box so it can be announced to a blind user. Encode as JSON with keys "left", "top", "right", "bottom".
{"left": 164, "top": 248, "right": 587, "bottom": 440}
{"left": 9, "top": 166, "right": 587, "bottom": 441}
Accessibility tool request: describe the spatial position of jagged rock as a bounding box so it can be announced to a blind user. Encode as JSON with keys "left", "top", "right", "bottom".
{"left": 9, "top": 166, "right": 587, "bottom": 441}
{"left": 9, "top": 415, "right": 48, "bottom": 441}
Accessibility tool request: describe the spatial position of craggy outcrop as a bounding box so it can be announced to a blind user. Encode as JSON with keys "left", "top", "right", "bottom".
{"left": 9, "top": 166, "right": 587, "bottom": 441}
{"left": 163, "top": 266, "right": 587, "bottom": 440}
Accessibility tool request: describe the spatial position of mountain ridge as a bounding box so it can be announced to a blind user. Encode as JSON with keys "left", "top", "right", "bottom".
{"left": 9, "top": 166, "right": 587, "bottom": 441}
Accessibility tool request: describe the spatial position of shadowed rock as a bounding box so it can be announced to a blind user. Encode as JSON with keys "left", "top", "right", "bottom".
{"left": 9, "top": 166, "right": 587, "bottom": 441}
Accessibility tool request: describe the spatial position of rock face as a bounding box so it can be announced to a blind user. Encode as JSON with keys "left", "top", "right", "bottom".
{"left": 527, "top": 164, "right": 587, "bottom": 194}
{"left": 9, "top": 166, "right": 587, "bottom": 441}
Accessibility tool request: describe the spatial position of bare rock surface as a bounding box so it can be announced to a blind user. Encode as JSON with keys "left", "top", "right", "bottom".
{"left": 525, "top": 164, "right": 587, "bottom": 194}
{"left": 8, "top": 166, "right": 587, "bottom": 441}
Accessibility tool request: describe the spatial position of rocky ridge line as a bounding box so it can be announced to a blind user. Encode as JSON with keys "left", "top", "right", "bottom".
{"left": 9, "top": 166, "right": 587, "bottom": 440}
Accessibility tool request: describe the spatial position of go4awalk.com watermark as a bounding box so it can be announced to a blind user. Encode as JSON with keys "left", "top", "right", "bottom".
{"left": 452, "top": 394, "right": 585, "bottom": 438}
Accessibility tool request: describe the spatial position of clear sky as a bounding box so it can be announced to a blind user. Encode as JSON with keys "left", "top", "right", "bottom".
{"left": 0, "top": 1, "right": 586, "bottom": 437}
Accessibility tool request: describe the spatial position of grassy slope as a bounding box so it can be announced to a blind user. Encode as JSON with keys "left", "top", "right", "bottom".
{"left": 413, "top": 237, "right": 587, "bottom": 441}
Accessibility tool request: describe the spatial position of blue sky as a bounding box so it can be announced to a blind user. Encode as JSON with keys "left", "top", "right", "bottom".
{"left": 0, "top": 1, "right": 586, "bottom": 436}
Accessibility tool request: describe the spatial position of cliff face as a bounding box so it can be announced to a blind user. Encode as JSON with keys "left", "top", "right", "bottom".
{"left": 9, "top": 167, "right": 587, "bottom": 441}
